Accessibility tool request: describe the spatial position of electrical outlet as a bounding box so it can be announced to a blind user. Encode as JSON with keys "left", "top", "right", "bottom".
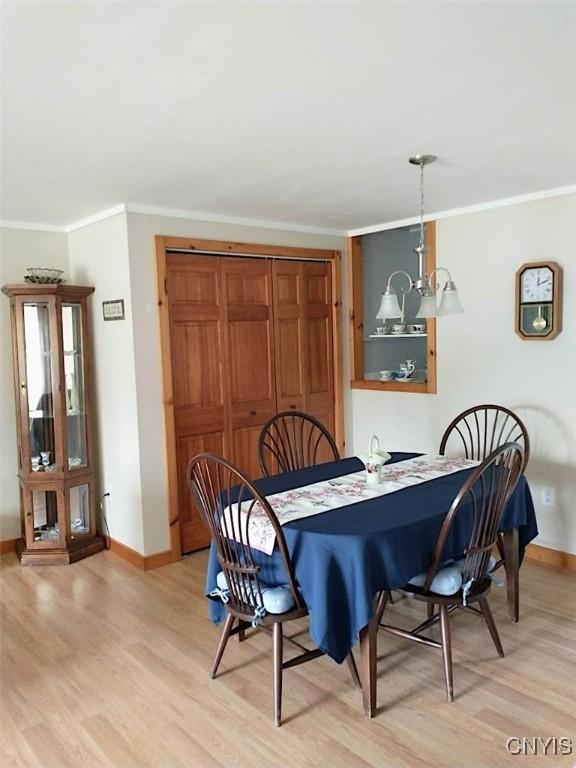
{"left": 542, "top": 486, "right": 555, "bottom": 506}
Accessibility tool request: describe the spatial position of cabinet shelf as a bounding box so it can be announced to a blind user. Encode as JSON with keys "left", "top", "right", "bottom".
{"left": 366, "top": 333, "right": 427, "bottom": 340}
{"left": 365, "top": 371, "right": 426, "bottom": 382}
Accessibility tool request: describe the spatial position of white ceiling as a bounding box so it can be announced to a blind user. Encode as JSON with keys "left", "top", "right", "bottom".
{"left": 2, "top": 1, "right": 576, "bottom": 232}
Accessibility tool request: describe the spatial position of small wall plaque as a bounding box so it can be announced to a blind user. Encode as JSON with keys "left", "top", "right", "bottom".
{"left": 102, "top": 299, "right": 125, "bottom": 321}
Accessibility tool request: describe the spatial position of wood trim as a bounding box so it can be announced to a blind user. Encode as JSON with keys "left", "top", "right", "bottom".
{"left": 348, "top": 237, "right": 364, "bottom": 381}
{"left": 109, "top": 538, "right": 143, "bottom": 568}
{"left": 143, "top": 549, "right": 180, "bottom": 571}
{"left": 108, "top": 538, "right": 178, "bottom": 571}
{"left": 155, "top": 236, "right": 182, "bottom": 560}
{"left": 156, "top": 235, "right": 344, "bottom": 561}
{"left": 525, "top": 542, "right": 576, "bottom": 573}
{"left": 2, "top": 284, "right": 94, "bottom": 298}
{"left": 0, "top": 538, "right": 18, "bottom": 555}
{"left": 159, "top": 236, "right": 338, "bottom": 261}
{"left": 348, "top": 223, "right": 437, "bottom": 394}
{"left": 332, "top": 251, "right": 345, "bottom": 454}
{"left": 424, "top": 221, "right": 437, "bottom": 394}
{"left": 350, "top": 379, "right": 430, "bottom": 394}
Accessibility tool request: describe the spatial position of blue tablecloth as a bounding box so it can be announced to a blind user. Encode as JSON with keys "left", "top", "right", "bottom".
{"left": 205, "top": 453, "right": 538, "bottom": 663}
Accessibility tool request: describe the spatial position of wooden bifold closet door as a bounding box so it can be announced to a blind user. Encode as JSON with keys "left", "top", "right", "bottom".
{"left": 166, "top": 253, "right": 335, "bottom": 553}
{"left": 272, "top": 260, "right": 335, "bottom": 453}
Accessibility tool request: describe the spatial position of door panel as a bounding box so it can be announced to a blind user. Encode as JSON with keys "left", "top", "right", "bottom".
{"left": 172, "top": 322, "right": 222, "bottom": 407}
{"left": 228, "top": 320, "right": 274, "bottom": 402}
{"left": 171, "top": 268, "right": 218, "bottom": 305}
{"left": 272, "top": 261, "right": 306, "bottom": 412}
{"left": 232, "top": 426, "right": 265, "bottom": 481}
{"left": 177, "top": 432, "right": 224, "bottom": 552}
{"left": 167, "top": 254, "right": 226, "bottom": 552}
{"left": 277, "top": 318, "right": 303, "bottom": 398}
{"left": 307, "top": 317, "right": 330, "bottom": 393}
{"left": 303, "top": 262, "right": 335, "bottom": 440}
{"left": 222, "top": 259, "right": 277, "bottom": 478}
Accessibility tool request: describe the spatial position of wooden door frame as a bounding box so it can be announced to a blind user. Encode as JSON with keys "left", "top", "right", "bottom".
{"left": 348, "top": 221, "right": 437, "bottom": 394}
{"left": 155, "top": 235, "right": 344, "bottom": 559}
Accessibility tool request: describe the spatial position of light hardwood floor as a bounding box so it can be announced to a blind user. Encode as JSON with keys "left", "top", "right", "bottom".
{"left": 1, "top": 549, "right": 574, "bottom": 768}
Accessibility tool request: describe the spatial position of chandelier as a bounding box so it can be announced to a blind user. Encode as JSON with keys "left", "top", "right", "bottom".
{"left": 376, "top": 155, "right": 464, "bottom": 321}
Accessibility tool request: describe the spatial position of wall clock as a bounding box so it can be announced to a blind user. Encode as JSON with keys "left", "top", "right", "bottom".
{"left": 515, "top": 261, "right": 562, "bottom": 340}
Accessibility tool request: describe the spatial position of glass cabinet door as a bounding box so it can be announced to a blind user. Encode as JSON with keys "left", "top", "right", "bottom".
{"left": 31, "top": 490, "right": 61, "bottom": 543}
{"left": 23, "top": 303, "right": 56, "bottom": 473}
{"left": 62, "top": 303, "right": 88, "bottom": 469}
{"left": 69, "top": 483, "right": 90, "bottom": 537}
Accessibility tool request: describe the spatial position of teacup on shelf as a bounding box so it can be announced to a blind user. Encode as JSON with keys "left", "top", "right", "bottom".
{"left": 391, "top": 323, "right": 406, "bottom": 334}
{"left": 408, "top": 323, "right": 426, "bottom": 334}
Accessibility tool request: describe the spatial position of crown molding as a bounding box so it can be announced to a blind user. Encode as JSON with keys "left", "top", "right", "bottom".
{"left": 65, "top": 204, "right": 127, "bottom": 233}
{"left": 0, "top": 220, "right": 67, "bottom": 233}
{"left": 347, "top": 184, "right": 576, "bottom": 236}
{"left": 2, "top": 184, "right": 574, "bottom": 238}
{"left": 125, "top": 203, "right": 347, "bottom": 237}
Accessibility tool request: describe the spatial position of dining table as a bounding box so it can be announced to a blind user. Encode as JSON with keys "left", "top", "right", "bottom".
{"left": 205, "top": 452, "right": 538, "bottom": 717}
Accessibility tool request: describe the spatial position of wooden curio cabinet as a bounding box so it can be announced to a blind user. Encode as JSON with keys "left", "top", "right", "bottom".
{"left": 2, "top": 284, "right": 105, "bottom": 565}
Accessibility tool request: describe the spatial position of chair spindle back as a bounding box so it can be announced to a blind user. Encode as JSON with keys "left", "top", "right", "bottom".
{"left": 258, "top": 411, "right": 339, "bottom": 477}
{"left": 439, "top": 404, "right": 530, "bottom": 473}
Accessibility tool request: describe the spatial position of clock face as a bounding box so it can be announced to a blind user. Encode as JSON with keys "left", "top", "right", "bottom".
{"left": 521, "top": 267, "right": 553, "bottom": 303}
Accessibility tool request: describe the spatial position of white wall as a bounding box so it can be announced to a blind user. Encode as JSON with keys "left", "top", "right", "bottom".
{"left": 0, "top": 228, "right": 69, "bottom": 539}
{"left": 67, "top": 214, "right": 146, "bottom": 553}
{"left": 350, "top": 193, "right": 576, "bottom": 554}
{"left": 126, "top": 213, "right": 347, "bottom": 555}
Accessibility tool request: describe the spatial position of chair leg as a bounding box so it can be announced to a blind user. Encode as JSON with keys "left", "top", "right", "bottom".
{"left": 273, "top": 622, "right": 283, "bottom": 726}
{"left": 495, "top": 534, "right": 506, "bottom": 569}
{"left": 346, "top": 651, "right": 361, "bottom": 689}
{"left": 211, "top": 612, "right": 235, "bottom": 679}
{"left": 439, "top": 604, "right": 453, "bottom": 702}
{"left": 375, "top": 590, "right": 389, "bottom": 625}
{"left": 479, "top": 598, "right": 505, "bottom": 658}
{"left": 427, "top": 603, "right": 435, "bottom": 620}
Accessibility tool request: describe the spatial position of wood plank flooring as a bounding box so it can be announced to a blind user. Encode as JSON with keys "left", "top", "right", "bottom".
{"left": 1, "top": 550, "right": 574, "bottom": 768}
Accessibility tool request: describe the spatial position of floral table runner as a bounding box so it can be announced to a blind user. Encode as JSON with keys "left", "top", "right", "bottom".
{"left": 223, "top": 454, "right": 479, "bottom": 555}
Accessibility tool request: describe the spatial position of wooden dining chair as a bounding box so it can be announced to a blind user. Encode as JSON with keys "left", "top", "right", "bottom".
{"left": 187, "top": 452, "right": 360, "bottom": 726}
{"left": 376, "top": 442, "right": 524, "bottom": 702}
{"left": 439, "top": 404, "right": 530, "bottom": 471}
{"left": 258, "top": 410, "right": 340, "bottom": 477}
{"left": 439, "top": 404, "right": 530, "bottom": 571}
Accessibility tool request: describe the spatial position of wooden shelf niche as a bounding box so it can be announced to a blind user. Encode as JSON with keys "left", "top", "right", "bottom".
{"left": 348, "top": 222, "right": 437, "bottom": 394}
